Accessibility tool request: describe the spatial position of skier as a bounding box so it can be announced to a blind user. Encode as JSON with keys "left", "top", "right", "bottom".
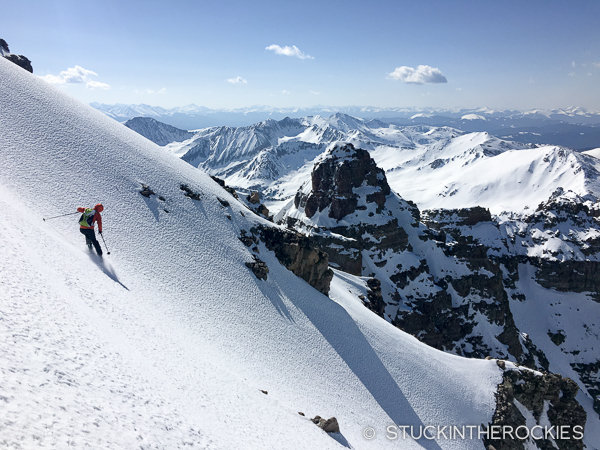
{"left": 77, "top": 203, "right": 104, "bottom": 255}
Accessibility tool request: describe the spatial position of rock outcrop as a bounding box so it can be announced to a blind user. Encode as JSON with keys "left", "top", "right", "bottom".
{"left": 484, "top": 362, "right": 586, "bottom": 450}
{"left": 257, "top": 226, "right": 333, "bottom": 295}
{"left": 245, "top": 256, "right": 269, "bottom": 280}
{"left": 298, "top": 143, "right": 390, "bottom": 220}
{"left": 311, "top": 416, "right": 340, "bottom": 434}
{"left": 285, "top": 143, "right": 414, "bottom": 279}
{"left": 237, "top": 226, "right": 333, "bottom": 295}
{"left": 0, "top": 39, "right": 33, "bottom": 73}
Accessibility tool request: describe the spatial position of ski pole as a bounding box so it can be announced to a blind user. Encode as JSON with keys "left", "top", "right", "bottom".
{"left": 100, "top": 233, "right": 111, "bottom": 255}
{"left": 43, "top": 211, "right": 80, "bottom": 221}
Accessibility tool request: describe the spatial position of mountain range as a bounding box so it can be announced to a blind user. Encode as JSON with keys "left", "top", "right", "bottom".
{"left": 98, "top": 103, "right": 600, "bottom": 150}
{"left": 125, "top": 114, "right": 600, "bottom": 215}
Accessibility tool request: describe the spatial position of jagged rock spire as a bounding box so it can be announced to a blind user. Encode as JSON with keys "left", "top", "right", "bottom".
{"left": 296, "top": 142, "right": 391, "bottom": 221}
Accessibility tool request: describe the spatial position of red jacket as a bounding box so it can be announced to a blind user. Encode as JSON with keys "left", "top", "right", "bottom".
{"left": 77, "top": 204, "right": 103, "bottom": 233}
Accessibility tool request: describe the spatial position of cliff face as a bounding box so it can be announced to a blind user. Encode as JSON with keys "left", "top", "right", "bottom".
{"left": 258, "top": 226, "right": 333, "bottom": 296}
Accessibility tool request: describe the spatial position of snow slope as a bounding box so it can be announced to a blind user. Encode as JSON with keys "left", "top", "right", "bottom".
{"left": 0, "top": 57, "right": 504, "bottom": 448}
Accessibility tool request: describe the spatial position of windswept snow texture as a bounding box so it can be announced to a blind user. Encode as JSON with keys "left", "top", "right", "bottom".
{"left": 165, "top": 115, "right": 600, "bottom": 215}
{"left": 0, "top": 58, "right": 504, "bottom": 448}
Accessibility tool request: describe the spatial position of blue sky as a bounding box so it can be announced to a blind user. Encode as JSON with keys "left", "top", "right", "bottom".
{"left": 3, "top": 0, "right": 600, "bottom": 110}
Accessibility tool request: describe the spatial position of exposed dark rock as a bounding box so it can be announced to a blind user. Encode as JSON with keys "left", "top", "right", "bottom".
{"left": 364, "top": 278, "right": 385, "bottom": 317}
{"left": 1, "top": 39, "right": 33, "bottom": 73}
{"left": 570, "top": 361, "right": 600, "bottom": 415}
{"left": 548, "top": 330, "right": 566, "bottom": 346}
{"left": 456, "top": 206, "right": 492, "bottom": 225}
{"left": 139, "top": 184, "right": 155, "bottom": 198}
{"left": 258, "top": 225, "right": 333, "bottom": 295}
{"left": 422, "top": 206, "right": 492, "bottom": 228}
{"left": 255, "top": 203, "right": 270, "bottom": 219}
{"left": 4, "top": 53, "right": 33, "bottom": 73}
{"left": 245, "top": 257, "right": 268, "bottom": 280}
{"left": 247, "top": 191, "right": 261, "bottom": 204}
{"left": 210, "top": 176, "right": 239, "bottom": 199}
{"left": 180, "top": 184, "right": 202, "bottom": 200}
{"left": 217, "top": 197, "right": 230, "bottom": 208}
{"left": 211, "top": 176, "right": 226, "bottom": 187}
{"left": 534, "top": 259, "right": 600, "bottom": 301}
{"left": 485, "top": 367, "right": 586, "bottom": 450}
{"left": 299, "top": 143, "right": 390, "bottom": 220}
{"left": 238, "top": 229, "right": 259, "bottom": 247}
{"left": 311, "top": 416, "right": 340, "bottom": 434}
{"left": 393, "top": 290, "right": 475, "bottom": 353}
{"left": 390, "top": 260, "right": 429, "bottom": 289}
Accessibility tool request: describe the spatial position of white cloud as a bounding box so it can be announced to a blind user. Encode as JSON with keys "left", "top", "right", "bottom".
{"left": 86, "top": 80, "right": 110, "bottom": 90}
{"left": 310, "top": 90, "right": 321, "bottom": 95}
{"left": 282, "top": 90, "right": 291, "bottom": 95}
{"left": 227, "top": 76, "right": 247, "bottom": 84}
{"left": 266, "top": 44, "right": 313, "bottom": 60}
{"left": 39, "top": 65, "right": 110, "bottom": 89}
{"left": 593, "top": 62, "right": 600, "bottom": 68}
{"left": 388, "top": 65, "right": 447, "bottom": 84}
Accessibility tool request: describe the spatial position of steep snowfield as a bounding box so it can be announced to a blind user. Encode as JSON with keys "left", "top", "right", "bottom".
{"left": 0, "top": 59, "right": 505, "bottom": 448}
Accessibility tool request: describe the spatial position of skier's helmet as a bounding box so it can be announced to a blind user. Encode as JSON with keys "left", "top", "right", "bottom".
{"left": 94, "top": 203, "right": 104, "bottom": 212}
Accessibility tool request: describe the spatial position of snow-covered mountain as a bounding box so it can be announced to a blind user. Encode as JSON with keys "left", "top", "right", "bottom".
{"left": 124, "top": 116, "right": 195, "bottom": 146}
{"left": 370, "top": 132, "right": 600, "bottom": 214}
{"left": 3, "top": 51, "right": 579, "bottom": 450}
{"left": 91, "top": 103, "right": 600, "bottom": 138}
{"left": 153, "top": 114, "right": 600, "bottom": 217}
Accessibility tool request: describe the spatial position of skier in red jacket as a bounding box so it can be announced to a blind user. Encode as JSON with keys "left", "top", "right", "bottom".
{"left": 77, "top": 203, "right": 104, "bottom": 255}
